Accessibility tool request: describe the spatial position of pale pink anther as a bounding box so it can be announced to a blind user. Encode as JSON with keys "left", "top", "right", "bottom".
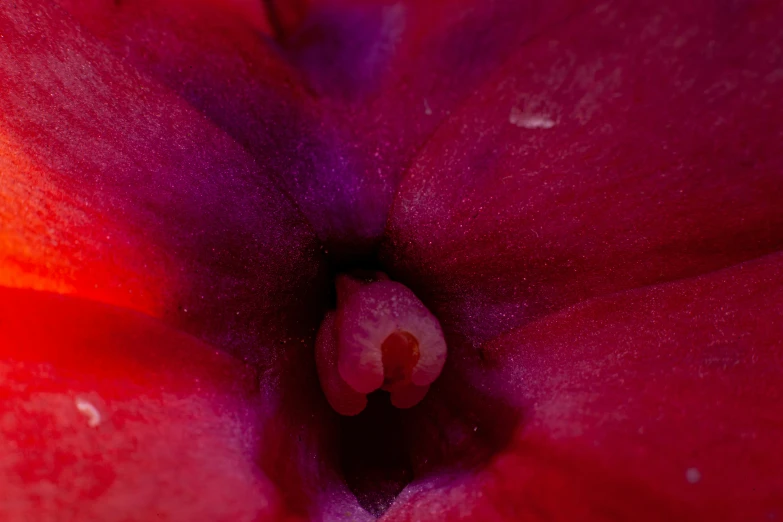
{"left": 314, "top": 272, "right": 447, "bottom": 415}
{"left": 315, "top": 312, "right": 368, "bottom": 416}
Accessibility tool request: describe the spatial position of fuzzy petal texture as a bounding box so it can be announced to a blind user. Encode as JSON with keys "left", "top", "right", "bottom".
{"left": 383, "top": 0, "right": 783, "bottom": 344}
{"left": 2, "top": 0, "right": 782, "bottom": 520}
{"left": 0, "top": 0, "right": 327, "bottom": 362}
{"left": 0, "top": 288, "right": 289, "bottom": 522}
{"left": 56, "top": 0, "right": 593, "bottom": 254}
{"left": 384, "top": 252, "right": 783, "bottom": 521}
{"left": 291, "top": 0, "right": 592, "bottom": 252}
{"left": 53, "top": 0, "right": 378, "bottom": 251}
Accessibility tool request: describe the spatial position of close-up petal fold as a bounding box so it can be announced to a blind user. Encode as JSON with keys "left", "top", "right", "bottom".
{"left": 383, "top": 0, "right": 783, "bottom": 344}
{"left": 1, "top": 0, "right": 781, "bottom": 520}
{"left": 384, "top": 252, "right": 783, "bottom": 521}
{"left": 0, "top": 288, "right": 287, "bottom": 521}
{"left": 0, "top": 0, "right": 327, "bottom": 363}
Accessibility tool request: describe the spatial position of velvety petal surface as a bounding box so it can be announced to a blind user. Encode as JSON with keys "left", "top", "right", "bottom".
{"left": 287, "top": 0, "right": 592, "bottom": 252}
{"left": 0, "top": 5, "right": 375, "bottom": 515}
{"left": 0, "top": 0, "right": 327, "bottom": 362}
{"left": 0, "top": 287, "right": 378, "bottom": 521}
{"left": 4, "top": 0, "right": 782, "bottom": 519}
{"left": 52, "top": 0, "right": 380, "bottom": 253}
{"left": 56, "top": 0, "right": 593, "bottom": 254}
{"left": 384, "top": 0, "right": 783, "bottom": 344}
{"left": 0, "top": 288, "right": 288, "bottom": 521}
{"left": 383, "top": 252, "right": 783, "bottom": 521}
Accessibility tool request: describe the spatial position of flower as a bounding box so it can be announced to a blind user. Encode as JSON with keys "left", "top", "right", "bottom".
{"left": 1, "top": 0, "right": 782, "bottom": 520}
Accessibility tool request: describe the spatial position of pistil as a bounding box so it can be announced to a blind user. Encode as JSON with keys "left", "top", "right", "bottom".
{"left": 315, "top": 272, "right": 447, "bottom": 415}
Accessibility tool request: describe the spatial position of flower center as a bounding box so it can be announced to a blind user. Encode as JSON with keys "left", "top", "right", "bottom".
{"left": 315, "top": 271, "right": 447, "bottom": 415}
{"left": 303, "top": 270, "right": 516, "bottom": 517}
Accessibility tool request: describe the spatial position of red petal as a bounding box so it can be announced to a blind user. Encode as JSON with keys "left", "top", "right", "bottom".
{"left": 53, "top": 0, "right": 384, "bottom": 252}
{"left": 0, "top": 0, "right": 327, "bottom": 360}
{"left": 0, "top": 288, "right": 294, "bottom": 521}
{"left": 383, "top": 0, "right": 783, "bottom": 343}
{"left": 384, "top": 252, "right": 783, "bottom": 520}
{"left": 288, "top": 0, "right": 590, "bottom": 249}
{"left": 292, "top": 0, "right": 590, "bottom": 170}
{"left": 57, "top": 0, "right": 593, "bottom": 252}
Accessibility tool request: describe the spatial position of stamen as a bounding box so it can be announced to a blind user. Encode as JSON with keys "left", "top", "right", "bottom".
{"left": 315, "top": 312, "right": 368, "bottom": 416}
{"left": 315, "top": 272, "right": 447, "bottom": 415}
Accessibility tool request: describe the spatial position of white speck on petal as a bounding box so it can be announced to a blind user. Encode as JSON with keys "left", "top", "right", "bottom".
{"left": 686, "top": 467, "right": 701, "bottom": 484}
{"left": 509, "top": 107, "right": 556, "bottom": 129}
{"left": 423, "top": 98, "right": 433, "bottom": 116}
{"left": 75, "top": 397, "right": 102, "bottom": 428}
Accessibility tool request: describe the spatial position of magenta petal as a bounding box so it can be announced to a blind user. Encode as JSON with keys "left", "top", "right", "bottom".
{"left": 383, "top": 0, "right": 783, "bottom": 344}
{"left": 296, "top": 0, "right": 590, "bottom": 176}
{"left": 54, "top": 0, "right": 391, "bottom": 252}
{"left": 0, "top": 0, "right": 327, "bottom": 361}
{"left": 280, "top": 0, "right": 591, "bottom": 250}
{"left": 54, "top": 0, "right": 591, "bottom": 253}
{"left": 0, "top": 288, "right": 286, "bottom": 521}
{"left": 0, "top": 288, "right": 372, "bottom": 520}
{"left": 384, "top": 252, "right": 783, "bottom": 521}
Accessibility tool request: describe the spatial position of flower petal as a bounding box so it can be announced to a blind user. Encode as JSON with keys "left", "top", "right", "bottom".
{"left": 384, "top": 252, "right": 783, "bottom": 520}
{"left": 287, "top": 0, "right": 590, "bottom": 249}
{"left": 291, "top": 0, "right": 590, "bottom": 165}
{"left": 60, "top": 0, "right": 593, "bottom": 251}
{"left": 383, "top": 0, "right": 783, "bottom": 343}
{"left": 0, "top": 288, "right": 290, "bottom": 521}
{"left": 54, "top": 0, "right": 386, "bottom": 253}
{"left": 56, "top": 1, "right": 592, "bottom": 253}
{"left": 0, "top": 0, "right": 327, "bottom": 360}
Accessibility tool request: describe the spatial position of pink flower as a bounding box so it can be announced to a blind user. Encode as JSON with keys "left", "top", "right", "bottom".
{"left": 1, "top": 0, "right": 782, "bottom": 520}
